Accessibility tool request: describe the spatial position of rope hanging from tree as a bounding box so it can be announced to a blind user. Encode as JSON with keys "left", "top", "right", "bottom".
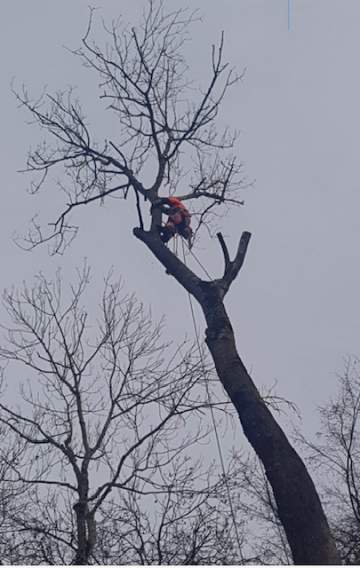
{"left": 181, "top": 238, "right": 244, "bottom": 563}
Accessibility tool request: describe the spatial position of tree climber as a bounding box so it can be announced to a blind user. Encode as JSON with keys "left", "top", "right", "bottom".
{"left": 152, "top": 196, "right": 193, "bottom": 247}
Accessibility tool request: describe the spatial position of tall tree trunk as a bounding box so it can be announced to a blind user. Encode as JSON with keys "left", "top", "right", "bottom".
{"left": 73, "top": 501, "right": 89, "bottom": 565}
{"left": 134, "top": 227, "right": 340, "bottom": 565}
{"left": 202, "top": 287, "right": 338, "bottom": 564}
{"left": 73, "top": 470, "right": 96, "bottom": 566}
{"left": 73, "top": 502, "right": 96, "bottom": 565}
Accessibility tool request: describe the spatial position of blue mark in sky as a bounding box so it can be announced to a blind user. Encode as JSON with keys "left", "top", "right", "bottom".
{"left": 288, "top": 0, "right": 291, "bottom": 31}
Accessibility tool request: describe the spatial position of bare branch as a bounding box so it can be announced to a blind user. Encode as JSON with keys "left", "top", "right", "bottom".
{"left": 216, "top": 231, "right": 251, "bottom": 298}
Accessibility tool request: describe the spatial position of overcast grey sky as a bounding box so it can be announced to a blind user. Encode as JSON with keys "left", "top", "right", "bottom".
{"left": 1, "top": 0, "right": 359, "bottom": 437}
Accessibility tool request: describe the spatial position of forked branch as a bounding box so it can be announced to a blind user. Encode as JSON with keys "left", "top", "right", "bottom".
{"left": 216, "top": 231, "right": 251, "bottom": 298}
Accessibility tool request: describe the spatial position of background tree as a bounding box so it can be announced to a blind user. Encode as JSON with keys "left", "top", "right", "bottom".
{"left": 297, "top": 355, "right": 360, "bottom": 564}
{"left": 0, "top": 428, "right": 36, "bottom": 563}
{"left": 0, "top": 265, "right": 247, "bottom": 565}
{"left": 14, "top": 1, "right": 339, "bottom": 563}
{"left": 224, "top": 358, "right": 360, "bottom": 565}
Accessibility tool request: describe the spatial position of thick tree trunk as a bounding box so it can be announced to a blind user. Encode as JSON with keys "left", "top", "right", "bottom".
{"left": 133, "top": 227, "right": 340, "bottom": 565}
{"left": 73, "top": 502, "right": 96, "bottom": 565}
{"left": 201, "top": 285, "right": 339, "bottom": 564}
{"left": 73, "top": 501, "right": 89, "bottom": 565}
{"left": 73, "top": 473, "right": 96, "bottom": 565}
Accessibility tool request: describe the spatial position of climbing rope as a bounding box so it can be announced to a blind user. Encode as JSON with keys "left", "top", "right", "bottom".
{"left": 187, "top": 247, "right": 213, "bottom": 281}
{"left": 180, "top": 238, "right": 245, "bottom": 564}
{"left": 172, "top": 234, "right": 179, "bottom": 257}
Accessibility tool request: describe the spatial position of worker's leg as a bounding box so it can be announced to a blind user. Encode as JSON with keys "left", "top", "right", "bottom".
{"left": 178, "top": 219, "right": 193, "bottom": 247}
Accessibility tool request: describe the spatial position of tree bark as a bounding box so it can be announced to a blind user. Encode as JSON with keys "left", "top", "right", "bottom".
{"left": 73, "top": 501, "right": 89, "bottom": 565}
{"left": 133, "top": 227, "right": 340, "bottom": 565}
{"left": 73, "top": 472, "right": 95, "bottom": 565}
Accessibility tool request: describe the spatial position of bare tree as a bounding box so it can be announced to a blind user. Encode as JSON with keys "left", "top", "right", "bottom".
{"left": 0, "top": 427, "right": 37, "bottom": 563}
{"left": 297, "top": 355, "right": 360, "bottom": 564}
{"left": 0, "top": 265, "right": 247, "bottom": 565}
{"left": 14, "top": 2, "right": 339, "bottom": 563}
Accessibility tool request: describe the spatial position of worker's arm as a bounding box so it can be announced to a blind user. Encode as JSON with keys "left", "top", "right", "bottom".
{"left": 151, "top": 198, "right": 173, "bottom": 215}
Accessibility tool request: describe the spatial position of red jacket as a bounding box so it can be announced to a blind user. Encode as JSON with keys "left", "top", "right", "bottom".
{"left": 167, "top": 197, "right": 190, "bottom": 225}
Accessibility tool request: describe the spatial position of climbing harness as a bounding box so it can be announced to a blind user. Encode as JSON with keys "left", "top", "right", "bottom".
{"left": 180, "top": 239, "right": 244, "bottom": 563}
